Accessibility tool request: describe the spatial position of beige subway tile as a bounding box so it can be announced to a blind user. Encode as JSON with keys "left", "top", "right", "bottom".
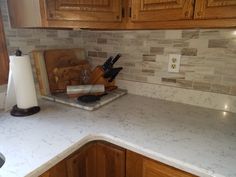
{"left": 165, "top": 30, "right": 182, "bottom": 39}
{"left": 150, "top": 47, "right": 164, "bottom": 54}
{"left": 176, "top": 79, "right": 193, "bottom": 88}
{"left": 143, "top": 54, "right": 156, "bottom": 62}
{"left": 88, "top": 51, "right": 97, "bottom": 57}
{"left": 181, "top": 48, "right": 197, "bottom": 56}
{"left": 211, "top": 84, "right": 230, "bottom": 94}
{"left": 230, "top": 86, "right": 236, "bottom": 95}
{"left": 182, "top": 30, "right": 199, "bottom": 39}
{"left": 208, "top": 39, "right": 229, "bottom": 48}
{"left": 193, "top": 81, "right": 211, "bottom": 91}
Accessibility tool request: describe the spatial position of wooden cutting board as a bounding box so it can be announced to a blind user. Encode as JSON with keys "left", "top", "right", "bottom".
{"left": 44, "top": 48, "right": 91, "bottom": 93}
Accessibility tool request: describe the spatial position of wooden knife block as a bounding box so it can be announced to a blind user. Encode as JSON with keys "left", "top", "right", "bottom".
{"left": 89, "top": 66, "right": 117, "bottom": 91}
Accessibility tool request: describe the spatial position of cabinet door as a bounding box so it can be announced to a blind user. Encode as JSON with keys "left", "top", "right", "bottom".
{"left": 194, "top": 0, "right": 236, "bottom": 19}
{"left": 96, "top": 141, "right": 125, "bottom": 177}
{"left": 45, "top": 0, "right": 122, "bottom": 22}
{"left": 126, "top": 150, "right": 197, "bottom": 177}
{"left": 66, "top": 142, "right": 96, "bottom": 177}
{"left": 131, "top": 0, "right": 194, "bottom": 22}
{"left": 39, "top": 160, "right": 68, "bottom": 177}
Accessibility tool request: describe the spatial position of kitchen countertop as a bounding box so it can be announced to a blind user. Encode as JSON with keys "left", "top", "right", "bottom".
{"left": 0, "top": 94, "right": 235, "bottom": 177}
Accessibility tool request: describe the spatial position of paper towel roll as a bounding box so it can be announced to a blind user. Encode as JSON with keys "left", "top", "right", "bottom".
{"left": 10, "top": 55, "right": 38, "bottom": 109}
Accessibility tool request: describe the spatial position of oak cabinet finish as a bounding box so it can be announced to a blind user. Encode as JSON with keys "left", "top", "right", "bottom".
{"left": 7, "top": 0, "right": 236, "bottom": 28}
{"left": 66, "top": 142, "right": 96, "bottom": 177}
{"left": 126, "top": 150, "right": 197, "bottom": 177}
{"left": 45, "top": 0, "right": 122, "bottom": 22}
{"left": 131, "top": 0, "right": 194, "bottom": 22}
{"left": 39, "top": 160, "right": 68, "bottom": 177}
{"left": 194, "top": 0, "right": 236, "bottom": 19}
{"left": 39, "top": 141, "right": 197, "bottom": 177}
{"left": 96, "top": 141, "right": 126, "bottom": 177}
{"left": 39, "top": 141, "right": 126, "bottom": 177}
{"left": 0, "top": 9, "right": 9, "bottom": 85}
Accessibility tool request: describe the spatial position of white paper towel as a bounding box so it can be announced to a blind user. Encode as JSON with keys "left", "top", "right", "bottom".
{"left": 6, "top": 55, "right": 38, "bottom": 109}
{"left": 4, "top": 68, "right": 16, "bottom": 111}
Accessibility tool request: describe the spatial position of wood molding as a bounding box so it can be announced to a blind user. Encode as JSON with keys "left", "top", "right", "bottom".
{"left": 0, "top": 9, "right": 9, "bottom": 85}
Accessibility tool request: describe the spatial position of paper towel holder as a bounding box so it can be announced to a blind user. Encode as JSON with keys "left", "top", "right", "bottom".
{"left": 10, "top": 49, "right": 41, "bottom": 117}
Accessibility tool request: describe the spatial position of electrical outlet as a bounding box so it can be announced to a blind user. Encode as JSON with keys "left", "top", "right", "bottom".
{"left": 168, "top": 54, "right": 181, "bottom": 73}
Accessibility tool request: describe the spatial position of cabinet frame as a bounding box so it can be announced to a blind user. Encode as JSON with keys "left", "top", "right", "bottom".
{"left": 7, "top": 0, "right": 236, "bottom": 29}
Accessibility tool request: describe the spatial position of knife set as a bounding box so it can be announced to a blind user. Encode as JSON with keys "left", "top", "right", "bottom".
{"left": 89, "top": 54, "right": 123, "bottom": 91}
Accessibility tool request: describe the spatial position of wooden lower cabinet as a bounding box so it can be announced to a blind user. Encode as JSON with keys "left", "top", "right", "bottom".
{"left": 66, "top": 142, "right": 97, "bottom": 177}
{"left": 39, "top": 141, "right": 197, "bottom": 177}
{"left": 126, "top": 150, "right": 197, "bottom": 177}
{"left": 39, "top": 160, "right": 68, "bottom": 177}
{"left": 39, "top": 141, "right": 125, "bottom": 177}
{"left": 96, "top": 141, "right": 125, "bottom": 177}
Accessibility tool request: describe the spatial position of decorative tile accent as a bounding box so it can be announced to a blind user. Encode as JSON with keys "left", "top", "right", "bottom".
{"left": 83, "top": 28, "right": 236, "bottom": 98}
{"left": 181, "top": 48, "right": 197, "bottom": 56}
{"left": 208, "top": 39, "right": 229, "bottom": 48}
{"left": 150, "top": 47, "right": 164, "bottom": 54}
{"left": 182, "top": 30, "right": 199, "bottom": 39}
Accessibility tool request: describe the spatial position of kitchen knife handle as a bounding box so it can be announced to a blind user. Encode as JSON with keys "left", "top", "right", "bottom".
{"left": 108, "top": 67, "right": 123, "bottom": 82}
{"left": 111, "top": 54, "right": 121, "bottom": 65}
{"left": 102, "top": 56, "right": 113, "bottom": 70}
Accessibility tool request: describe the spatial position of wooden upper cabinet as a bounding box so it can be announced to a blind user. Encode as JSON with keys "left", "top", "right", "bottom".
{"left": 7, "top": 0, "right": 236, "bottom": 29}
{"left": 194, "top": 0, "right": 236, "bottom": 19}
{"left": 44, "top": 0, "right": 122, "bottom": 22}
{"left": 131, "top": 0, "right": 194, "bottom": 22}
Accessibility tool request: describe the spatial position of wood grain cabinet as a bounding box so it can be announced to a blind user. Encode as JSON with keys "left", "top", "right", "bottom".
{"left": 7, "top": 0, "right": 236, "bottom": 28}
{"left": 194, "top": 0, "right": 236, "bottom": 19}
{"left": 96, "top": 141, "right": 125, "bottom": 177}
{"left": 39, "top": 141, "right": 126, "bottom": 177}
{"left": 66, "top": 142, "right": 97, "bottom": 177}
{"left": 39, "top": 141, "right": 198, "bottom": 177}
{"left": 126, "top": 150, "right": 197, "bottom": 177}
{"left": 45, "top": 0, "right": 122, "bottom": 22}
{"left": 39, "top": 160, "right": 68, "bottom": 177}
{"left": 131, "top": 0, "right": 194, "bottom": 22}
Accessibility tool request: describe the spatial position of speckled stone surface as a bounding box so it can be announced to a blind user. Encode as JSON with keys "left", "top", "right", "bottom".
{"left": 0, "top": 94, "right": 235, "bottom": 177}
{"left": 42, "top": 89, "right": 127, "bottom": 111}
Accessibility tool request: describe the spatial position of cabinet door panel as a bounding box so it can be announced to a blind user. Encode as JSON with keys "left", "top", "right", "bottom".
{"left": 45, "top": 0, "right": 122, "bottom": 22}
{"left": 39, "top": 160, "right": 67, "bottom": 177}
{"left": 131, "top": 0, "right": 194, "bottom": 22}
{"left": 194, "top": 0, "right": 236, "bottom": 19}
{"left": 66, "top": 142, "right": 96, "bottom": 177}
{"left": 126, "top": 150, "right": 197, "bottom": 177}
{"left": 96, "top": 142, "right": 125, "bottom": 177}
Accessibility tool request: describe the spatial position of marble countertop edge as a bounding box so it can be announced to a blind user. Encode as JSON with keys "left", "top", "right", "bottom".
{"left": 27, "top": 133, "right": 215, "bottom": 177}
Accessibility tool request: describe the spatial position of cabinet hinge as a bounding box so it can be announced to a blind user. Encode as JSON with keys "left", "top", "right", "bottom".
{"left": 129, "top": 7, "right": 132, "bottom": 17}
{"left": 122, "top": 7, "right": 125, "bottom": 18}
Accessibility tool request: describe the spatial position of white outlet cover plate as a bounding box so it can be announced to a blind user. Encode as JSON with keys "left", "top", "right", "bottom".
{"left": 168, "top": 54, "right": 181, "bottom": 73}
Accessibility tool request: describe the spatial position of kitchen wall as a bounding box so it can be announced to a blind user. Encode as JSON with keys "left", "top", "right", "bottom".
{"left": 0, "top": 0, "right": 83, "bottom": 108}
{"left": 83, "top": 30, "right": 236, "bottom": 97}
{"left": 1, "top": 0, "right": 236, "bottom": 112}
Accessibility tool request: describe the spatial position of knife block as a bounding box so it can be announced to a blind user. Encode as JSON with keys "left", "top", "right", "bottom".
{"left": 89, "top": 66, "right": 117, "bottom": 91}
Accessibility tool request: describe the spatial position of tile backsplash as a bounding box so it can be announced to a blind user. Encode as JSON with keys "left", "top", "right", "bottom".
{"left": 0, "top": 0, "right": 82, "bottom": 108}
{"left": 1, "top": 0, "right": 236, "bottom": 111}
{"left": 0, "top": 0, "right": 83, "bottom": 56}
{"left": 83, "top": 29, "right": 236, "bottom": 96}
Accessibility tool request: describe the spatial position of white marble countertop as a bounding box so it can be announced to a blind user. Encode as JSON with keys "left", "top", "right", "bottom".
{"left": 0, "top": 94, "right": 235, "bottom": 177}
